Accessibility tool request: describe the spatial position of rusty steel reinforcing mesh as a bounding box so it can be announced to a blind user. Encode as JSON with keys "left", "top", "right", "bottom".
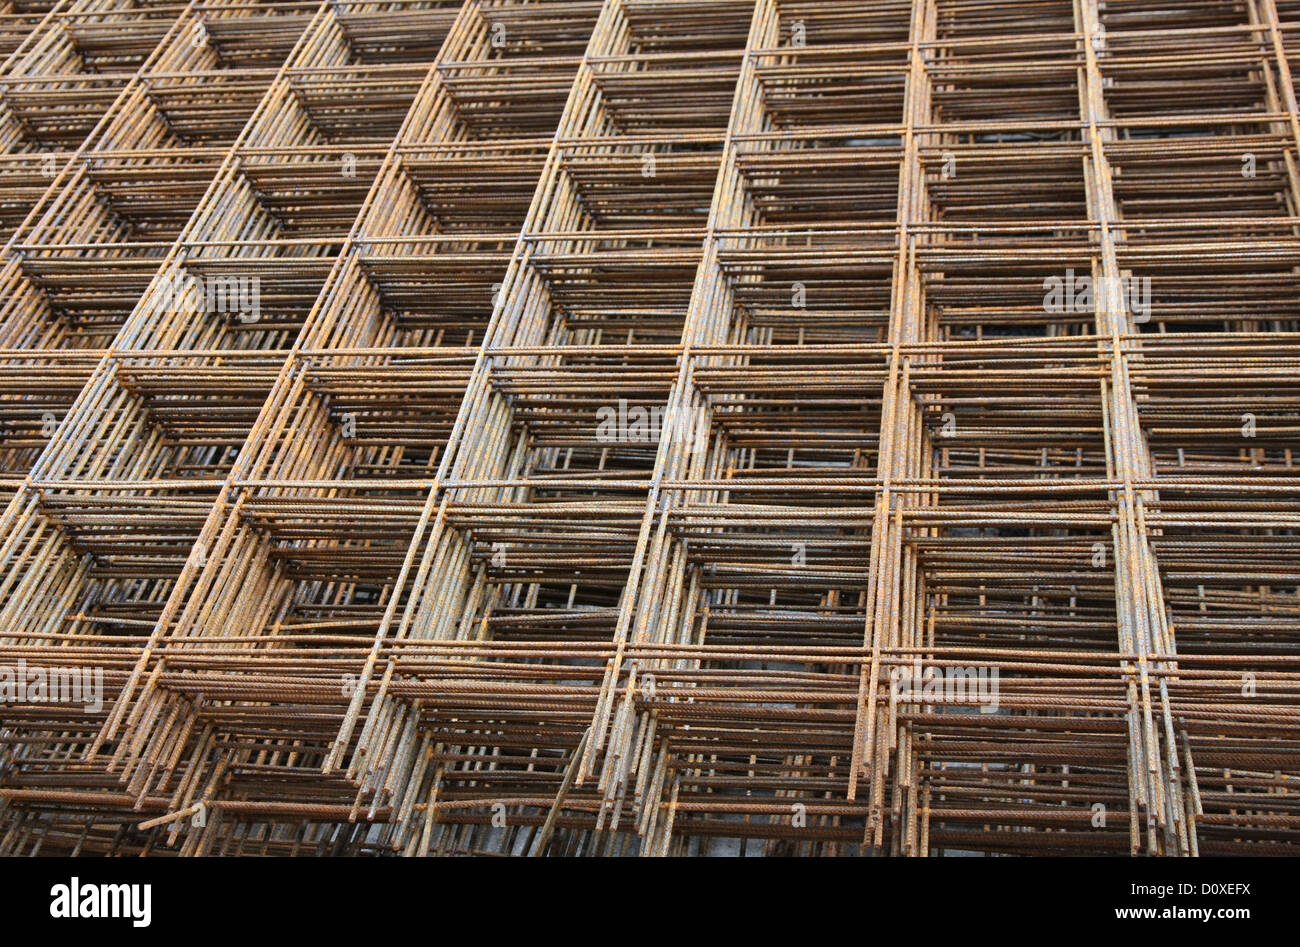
{"left": 0, "top": 0, "right": 1298, "bottom": 856}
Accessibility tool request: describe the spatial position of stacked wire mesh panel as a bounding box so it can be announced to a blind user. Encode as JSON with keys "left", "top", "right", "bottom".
{"left": 0, "top": 0, "right": 1298, "bottom": 857}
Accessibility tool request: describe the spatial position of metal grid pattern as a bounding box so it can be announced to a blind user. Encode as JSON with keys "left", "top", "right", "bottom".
{"left": 0, "top": 0, "right": 1298, "bottom": 856}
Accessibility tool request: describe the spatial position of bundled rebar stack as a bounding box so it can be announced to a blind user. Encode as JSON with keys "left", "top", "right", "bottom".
{"left": 0, "top": 0, "right": 1298, "bottom": 857}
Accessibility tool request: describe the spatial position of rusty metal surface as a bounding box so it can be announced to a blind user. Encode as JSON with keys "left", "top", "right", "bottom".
{"left": 0, "top": 0, "right": 1297, "bottom": 856}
